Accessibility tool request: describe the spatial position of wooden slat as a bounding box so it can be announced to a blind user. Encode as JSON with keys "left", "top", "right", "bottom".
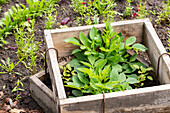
{"left": 29, "top": 72, "right": 57, "bottom": 113}
{"left": 143, "top": 20, "right": 170, "bottom": 84}
{"left": 60, "top": 84, "right": 170, "bottom": 113}
{"left": 44, "top": 30, "right": 66, "bottom": 99}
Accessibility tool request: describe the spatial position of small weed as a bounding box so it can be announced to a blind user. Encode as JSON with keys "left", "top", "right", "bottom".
{"left": 136, "top": 0, "right": 148, "bottom": 19}
{"left": 124, "top": 0, "right": 133, "bottom": 17}
{"left": 0, "top": 57, "right": 23, "bottom": 75}
{"left": 12, "top": 79, "right": 24, "bottom": 100}
{"left": 157, "top": 0, "right": 170, "bottom": 24}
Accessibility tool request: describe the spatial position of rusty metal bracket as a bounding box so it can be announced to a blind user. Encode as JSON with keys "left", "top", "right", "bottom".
{"left": 45, "top": 48, "right": 59, "bottom": 76}
{"left": 102, "top": 91, "right": 105, "bottom": 113}
{"left": 157, "top": 53, "right": 170, "bottom": 84}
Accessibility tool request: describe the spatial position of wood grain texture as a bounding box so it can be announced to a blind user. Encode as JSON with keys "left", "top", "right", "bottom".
{"left": 143, "top": 20, "right": 170, "bottom": 84}
{"left": 44, "top": 30, "right": 66, "bottom": 99}
{"left": 29, "top": 71, "right": 58, "bottom": 113}
{"left": 60, "top": 84, "right": 170, "bottom": 113}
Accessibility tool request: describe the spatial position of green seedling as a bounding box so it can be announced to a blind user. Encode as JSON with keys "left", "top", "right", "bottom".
{"left": 133, "top": 65, "right": 153, "bottom": 87}
{"left": 157, "top": 0, "right": 170, "bottom": 24}
{"left": 0, "top": 57, "right": 23, "bottom": 75}
{"left": 11, "top": 79, "right": 24, "bottom": 100}
{"left": 45, "top": 10, "right": 57, "bottom": 29}
{"left": 137, "top": 0, "right": 149, "bottom": 19}
{"left": 60, "top": 64, "right": 77, "bottom": 83}
{"left": 124, "top": 0, "right": 133, "bottom": 17}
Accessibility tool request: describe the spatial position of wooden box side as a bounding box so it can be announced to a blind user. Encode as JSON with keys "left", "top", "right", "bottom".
{"left": 44, "top": 30, "right": 66, "bottom": 99}
{"left": 50, "top": 19, "right": 145, "bottom": 57}
{"left": 60, "top": 84, "right": 170, "bottom": 113}
{"left": 29, "top": 71, "right": 58, "bottom": 113}
{"left": 143, "top": 20, "right": 170, "bottom": 84}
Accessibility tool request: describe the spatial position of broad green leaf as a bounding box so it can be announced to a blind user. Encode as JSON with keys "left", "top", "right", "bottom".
{"left": 90, "top": 81, "right": 99, "bottom": 90}
{"left": 127, "top": 74, "right": 138, "bottom": 79}
{"left": 80, "top": 61, "right": 92, "bottom": 68}
{"left": 84, "top": 51, "right": 91, "bottom": 55}
{"left": 102, "top": 65, "right": 111, "bottom": 77}
{"left": 110, "top": 68, "right": 119, "bottom": 81}
{"left": 108, "top": 55, "right": 121, "bottom": 64}
{"left": 90, "top": 77, "right": 100, "bottom": 83}
{"left": 121, "top": 82, "right": 130, "bottom": 90}
{"left": 119, "top": 73, "right": 126, "bottom": 83}
{"left": 129, "top": 54, "right": 137, "bottom": 62}
{"left": 126, "top": 78, "right": 139, "bottom": 84}
{"left": 72, "top": 49, "right": 82, "bottom": 54}
{"left": 90, "top": 26, "right": 97, "bottom": 40}
{"left": 79, "top": 32, "right": 89, "bottom": 46}
{"left": 95, "top": 59, "right": 107, "bottom": 71}
{"left": 94, "top": 59, "right": 103, "bottom": 67}
{"left": 147, "top": 76, "right": 153, "bottom": 81}
{"left": 69, "top": 58, "right": 80, "bottom": 67}
{"left": 64, "top": 37, "right": 80, "bottom": 46}
{"left": 77, "top": 68, "right": 91, "bottom": 74}
{"left": 125, "top": 36, "right": 136, "bottom": 46}
{"left": 80, "top": 45, "right": 86, "bottom": 50}
{"left": 104, "top": 82, "right": 115, "bottom": 89}
{"left": 119, "top": 43, "right": 125, "bottom": 50}
{"left": 75, "top": 53, "right": 87, "bottom": 61}
{"left": 72, "top": 75, "right": 84, "bottom": 87}
{"left": 95, "top": 83, "right": 104, "bottom": 89}
{"left": 88, "top": 55, "right": 95, "bottom": 65}
{"left": 65, "top": 82, "right": 81, "bottom": 90}
{"left": 112, "top": 64, "right": 122, "bottom": 72}
{"left": 100, "top": 47, "right": 112, "bottom": 52}
{"left": 132, "top": 43, "right": 148, "bottom": 51}
{"left": 72, "top": 90, "right": 83, "bottom": 97}
{"left": 78, "top": 73, "right": 89, "bottom": 84}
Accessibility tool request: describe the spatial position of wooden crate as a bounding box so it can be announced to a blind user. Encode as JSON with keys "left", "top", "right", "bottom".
{"left": 30, "top": 18, "right": 170, "bottom": 113}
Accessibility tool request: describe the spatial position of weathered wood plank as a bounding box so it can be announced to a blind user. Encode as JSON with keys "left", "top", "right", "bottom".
{"left": 44, "top": 30, "right": 66, "bottom": 99}
{"left": 143, "top": 20, "right": 170, "bottom": 84}
{"left": 29, "top": 72, "right": 57, "bottom": 113}
{"left": 60, "top": 84, "right": 170, "bottom": 113}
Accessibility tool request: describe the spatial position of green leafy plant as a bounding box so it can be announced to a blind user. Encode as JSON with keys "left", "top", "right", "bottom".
{"left": 12, "top": 79, "right": 24, "bottom": 100}
{"left": 60, "top": 64, "right": 77, "bottom": 83}
{"left": 0, "top": 0, "right": 8, "bottom": 5}
{"left": 157, "top": 0, "right": 170, "bottom": 24}
{"left": 63, "top": 22, "right": 152, "bottom": 97}
{"left": 132, "top": 65, "right": 153, "bottom": 87}
{"left": 45, "top": 10, "right": 57, "bottom": 29}
{"left": 136, "top": 0, "right": 149, "bottom": 19}
{"left": 14, "top": 19, "right": 40, "bottom": 75}
{"left": 124, "top": 0, "right": 133, "bottom": 17}
{"left": 71, "top": 0, "right": 119, "bottom": 25}
{"left": 0, "top": 0, "right": 60, "bottom": 47}
{"left": 0, "top": 57, "right": 23, "bottom": 75}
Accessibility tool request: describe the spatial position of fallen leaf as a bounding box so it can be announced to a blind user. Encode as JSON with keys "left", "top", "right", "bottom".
{"left": 0, "top": 91, "right": 4, "bottom": 99}
{"left": 9, "top": 108, "right": 25, "bottom": 113}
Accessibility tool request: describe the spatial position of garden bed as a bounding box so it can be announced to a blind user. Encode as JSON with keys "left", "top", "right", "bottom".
{"left": 30, "top": 19, "right": 170, "bottom": 113}
{"left": 0, "top": 0, "right": 169, "bottom": 112}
